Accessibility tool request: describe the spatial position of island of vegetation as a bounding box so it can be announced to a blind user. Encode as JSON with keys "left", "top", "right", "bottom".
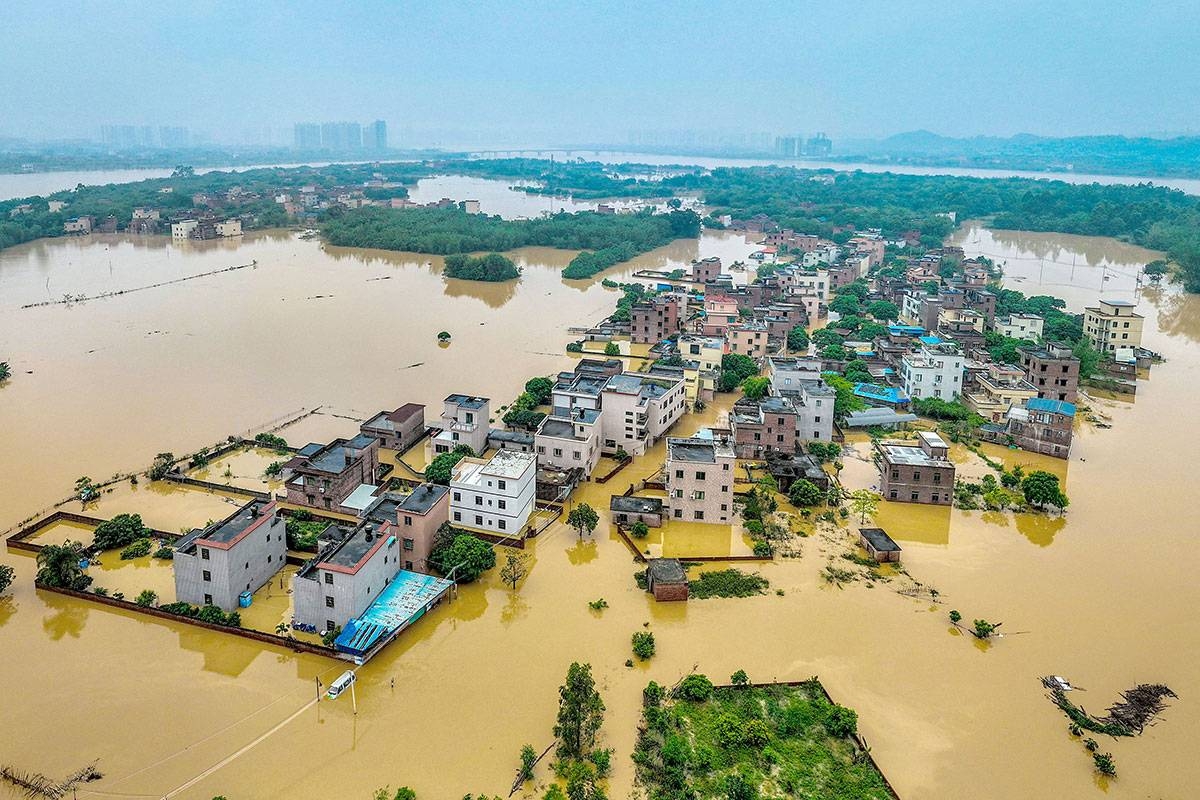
{"left": 443, "top": 252, "right": 521, "bottom": 282}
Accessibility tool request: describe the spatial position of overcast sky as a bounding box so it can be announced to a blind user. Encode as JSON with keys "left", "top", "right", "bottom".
{"left": 3, "top": 0, "right": 1198, "bottom": 146}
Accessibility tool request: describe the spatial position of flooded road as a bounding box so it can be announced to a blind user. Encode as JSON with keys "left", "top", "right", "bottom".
{"left": 2, "top": 221, "right": 1199, "bottom": 799}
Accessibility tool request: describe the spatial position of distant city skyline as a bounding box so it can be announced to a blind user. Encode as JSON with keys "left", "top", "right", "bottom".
{"left": 2, "top": 1, "right": 1198, "bottom": 146}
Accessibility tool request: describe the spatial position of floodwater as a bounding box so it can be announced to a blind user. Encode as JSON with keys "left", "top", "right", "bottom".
{"left": 2, "top": 211, "right": 1199, "bottom": 799}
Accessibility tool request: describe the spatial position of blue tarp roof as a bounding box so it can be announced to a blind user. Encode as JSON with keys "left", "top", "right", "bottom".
{"left": 335, "top": 570, "right": 453, "bottom": 658}
{"left": 1027, "top": 398, "right": 1077, "bottom": 417}
{"left": 918, "top": 335, "right": 942, "bottom": 346}
{"left": 853, "top": 382, "right": 909, "bottom": 404}
{"left": 888, "top": 324, "right": 925, "bottom": 336}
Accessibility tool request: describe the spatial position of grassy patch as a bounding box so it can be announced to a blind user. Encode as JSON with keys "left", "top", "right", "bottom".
{"left": 633, "top": 682, "right": 891, "bottom": 799}
{"left": 689, "top": 568, "right": 769, "bottom": 599}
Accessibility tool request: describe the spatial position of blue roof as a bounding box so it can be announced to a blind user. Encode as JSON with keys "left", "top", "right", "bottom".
{"left": 335, "top": 570, "right": 453, "bottom": 658}
{"left": 918, "top": 335, "right": 942, "bottom": 346}
{"left": 853, "top": 383, "right": 909, "bottom": 403}
{"left": 888, "top": 324, "right": 925, "bottom": 336}
{"left": 1027, "top": 398, "right": 1077, "bottom": 417}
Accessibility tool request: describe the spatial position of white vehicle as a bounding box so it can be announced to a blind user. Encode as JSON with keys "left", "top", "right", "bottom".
{"left": 327, "top": 670, "right": 356, "bottom": 700}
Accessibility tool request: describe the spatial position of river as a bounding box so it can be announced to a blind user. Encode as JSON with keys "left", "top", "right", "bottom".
{"left": 1, "top": 195, "right": 1197, "bottom": 798}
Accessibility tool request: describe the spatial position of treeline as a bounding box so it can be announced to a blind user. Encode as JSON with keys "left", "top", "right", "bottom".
{"left": 443, "top": 157, "right": 705, "bottom": 199}
{"left": 443, "top": 252, "right": 521, "bottom": 282}
{"left": 322, "top": 206, "right": 701, "bottom": 279}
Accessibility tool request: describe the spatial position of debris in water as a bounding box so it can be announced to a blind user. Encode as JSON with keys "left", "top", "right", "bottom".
{"left": 1, "top": 761, "right": 102, "bottom": 799}
{"left": 1046, "top": 681, "right": 1176, "bottom": 737}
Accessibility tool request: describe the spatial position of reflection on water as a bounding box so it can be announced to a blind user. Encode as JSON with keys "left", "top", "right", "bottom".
{"left": 40, "top": 591, "right": 89, "bottom": 640}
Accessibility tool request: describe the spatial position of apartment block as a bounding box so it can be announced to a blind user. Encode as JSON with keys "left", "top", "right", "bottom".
{"left": 535, "top": 408, "right": 602, "bottom": 477}
{"left": 664, "top": 435, "right": 735, "bottom": 524}
{"left": 449, "top": 449, "right": 537, "bottom": 536}
{"left": 877, "top": 431, "right": 955, "bottom": 505}
{"left": 173, "top": 499, "right": 286, "bottom": 611}
{"left": 1019, "top": 342, "right": 1079, "bottom": 404}
{"left": 1084, "top": 299, "right": 1144, "bottom": 353}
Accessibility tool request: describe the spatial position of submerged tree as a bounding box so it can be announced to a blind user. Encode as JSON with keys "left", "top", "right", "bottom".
{"left": 848, "top": 490, "right": 881, "bottom": 523}
{"left": 35, "top": 540, "right": 92, "bottom": 590}
{"left": 499, "top": 551, "right": 530, "bottom": 589}
{"left": 555, "top": 662, "right": 605, "bottom": 760}
{"left": 0, "top": 361, "right": 10, "bottom": 381}
{"left": 1022, "top": 470, "right": 1069, "bottom": 510}
{"left": 568, "top": 503, "right": 599, "bottom": 539}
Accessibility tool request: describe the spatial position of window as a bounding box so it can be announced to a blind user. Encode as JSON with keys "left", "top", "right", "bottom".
{"left": 673, "top": 508, "right": 682, "bottom": 518}
{"left": 453, "top": 491, "right": 461, "bottom": 502}
{"left": 453, "top": 511, "right": 461, "bottom": 522}
{"left": 933, "top": 473, "right": 941, "bottom": 483}
{"left": 498, "top": 499, "right": 506, "bottom": 509}
{"left": 723, "top": 463, "right": 730, "bottom": 471}
{"left": 267, "top": 554, "right": 272, "bottom": 563}
{"left": 573, "top": 450, "right": 581, "bottom": 460}
{"left": 889, "top": 490, "right": 897, "bottom": 499}
{"left": 891, "top": 470, "right": 899, "bottom": 479}
{"left": 201, "top": 548, "right": 210, "bottom": 560}
{"left": 537, "top": 446, "right": 545, "bottom": 455}
{"left": 675, "top": 469, "right": 684, "bottom": 479}
{"left": 911, "top": 492, "right": 919, "bottom": 501}
{"left": 325, "top": 596, "right": 335, "bottom": 608}
{"left": 404, "top": 515, "right": 412, "bottom": 526}
{"left": 475, "top": 515, "right": 483, "bottom": 526}
{"left": 695, "top": 471, "right": 706, "bottom": 480}
{"left": 912, "top": 471, "right": 921, "bottom": 481}
{"left": 324, "top": 572, "right": 333, "bottom": 584}
{"left": 204, "top": 594, "right": 212, "bottom": 605}
{"left": 694, "top": 510, "right": 704, "bottom": 520}
{"left": 326, "top": 620, "right": 336, "bottom": 632}
{"left": 498, "top": 520, "right": 506, "bottom": 530}
{"left": 403, "top": 538, "right": 414, "bottom": 551}
{"left": 554, "top": 448, "right": 563, "bottom": 458}
{"left": 498, "top": 480, "right": 507, "bottom": 490}
{"left": 695, "top": 490, "right": 705, "bottom": 500}
{"left": 931, "top": 494, "right": 940, "bottom": 503}
{"left": 475, "top": 496, "right": 483, "bottom": 505}
{"left": 202, "top": 570, "right": 211, "bottom": 582}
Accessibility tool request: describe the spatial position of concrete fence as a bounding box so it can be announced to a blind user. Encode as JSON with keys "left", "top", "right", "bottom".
{"left": 6, "top": 511, "right": 181, "bottom": 554}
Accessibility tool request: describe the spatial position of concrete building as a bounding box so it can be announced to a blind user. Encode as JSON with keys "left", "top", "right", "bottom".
{"left": 63, "top": 216, "right": 94, "bottom": 234}
{"left": 47, "top": 200, "right": 66, "bottom": 213}
{"left": 691, "top": 256, "right": 722, "bottom": 283}
{"left": 994, "top": 313, "right": 1044, "bottom": 342}
{"left": 964, "top": 363, "right": 1038, "bottom": 423}
{"left": 728, "top": 389, "right": 834, "bottom": 459}
{"left": 901, "top": 343, "right": 964, "bottom": 400}
{"left": 450, "top": 449, "right": 537, "bottom": 536}
{"left": 600, "top": 372, "right": 687, "bottom": 456}
{"left": 535, "top": 408, "right": 602, "bottom": 477}
{"left": 551, "top": 369, "right": 609, "bottom": 415}
{"left": 171, "top": 219, "right": 198, "bottom": 240}
{"left": 292, "top": 519, "right": 401, "bottom": 633}
{"left": 701, "top": 294, "right": 739, "bottom": 337}
{"left": 173, "top": 499, "right": 286, "bottom": 611}
{"left": 285, "top": 434, "right": 381, "bottom": 512}
{"left": 877, "top": 431, "right": 955, "bottom": 505}
{"left": 645, "top": 558, "right": 689, "bottom": 601}
{"left": 1084, "top": 299, "right": 1144, "bottom": 353}
{"left": 1019, "top": 342, "right": 1080, "bottom": 404}
{"left": 768, "top": 356, "right": 823, "bottom": 394}
{"left": 360, "top": 483, "right": 450, "bottom": 573}
{"left": 431, "top": 394, "right": 490, "bottom": 455}
{"left": 995, "top": 398, "right": 1076, "bottom": 459}
{"left": 631, "top": 294, "right": 682, "bottom": 344}
{"left": 609, "top": 495, "right": 664, "bottom": 528}
{"left": 727, "top": 321, "right": 770, "bottom": 361}
{"left": 859, "top": 528, "right": 902, "bottom": 563}
{"left": 678, "top": 334, "right": 727, "bottom": 375}
{"left": 215, "top": 219, "right": 243, "bottom": 237}
{"left": 360, "top": 403, "right": 426, "bottom": 451}
{"left": 664, "top": 434, "right": 735, "bottom": 524}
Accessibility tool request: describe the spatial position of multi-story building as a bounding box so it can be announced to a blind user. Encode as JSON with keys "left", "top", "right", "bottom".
{"left": 63, "top": 216, "right": 94, "bottom": 234}
{"left": 360, "top": 403, "right": 426, "bottom": 451}
{"left": 631, "top": 294, "right": 682, "bottom": 344}
{"left": 1019, "top": 342, "right": 1079, "bottom": 404}
{"left": 599, "top": 372, "right": 687, "bottom": 456}
{"left": 994, "top": 313, "right": 1044, "bottom": 341}
{"left": 678, "top": 334, "right": 728, "bottom": 376}
{"left": 173, "top": 499, "right": 286, "bottom": 611}
{"left": 285, "top": 434, "right": 381, "bottom": 512}
{"left": 215, "top": 219, "right": 243, "bottom": 237}
{"left": 1084, "top": 299, "right": 1144, "bottom": 353}
{"left": 1002, "top": 398, "right": 1075, "bottom": 459}
{"left": 691, "top": 256, "right": 722, "bottom": 283}
{"left": 768, "top": 356, "right": 823, "bottom": 393}
{"left": 431, "top": 394, "right": 490, "bottom": 455}
{"left": 727, "top": 321, "right": 770, "bottom": 361}
{"left": 359, "top": 483, "right": 449, "bottom": 573}
{"left": 292, "top": 519, "right": 402, "bottom": 633}
{"left": 901, "top": 343, "right": 964, "bottom": 400}
{"left": 728, "top": 388, "right": 834, "bottom": 458}
{"left": 664, "top": 435, "right": 735, "bottom": 524}
{"left": 171, "top": 219, "right": 198, "bottom": 240}
{"left": 964, "top": 363, "right": 1038, "bottom": 422}
{"left": 449, "top": 449, "right": 537, "bottom": 537}
{"left": 877, "top": 431, "right": 955, "bottom": 505}
{"left": 701, "top": 294, "right": 739, "bottom": 336}
{"left": 535, "top": 408, "right": 602, "bottom": 477}
{"left": 551, "top": 369, "right": 609, "bottom": 415}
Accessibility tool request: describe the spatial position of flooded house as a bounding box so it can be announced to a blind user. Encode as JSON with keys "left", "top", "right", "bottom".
{"left": 450, "top": 449, "right": 537, "bottom": 537}
{"left": 631, "top": 294, "right": 683, "bottom": 344}
{"left": 765, "top": 451, "right": 830, "bottom": 493}
{"left": 292, "top": 520, "right": 403, "bottom": 634}
{"left": 609, "top": 495, "right": 665, "bottom": 527}
{"left": 727, "top": 321, "right": 770, "bottom": 361}
{"left": 173, "top": 499, "right": 287, "bottom": 612}
{"left": 982, "top": 398, "right": 1076, "bottom": 459}
{"left": 431, "top": 394, "right": 490, "bottom": 455}
{"left": 665, "top": 434, "right": 735, "bottom": 524}
{"left": 994, "top": 313, "right": 1044, "bottom": 342}
{"left": 360, "top": 483, "right": 450, "bottom": 573}
{"left": 964, "top": 362, "right": 1038, "bottom": 423}
{"left": 1019, "top": 342, "right": 1080, "bottom": 404}
{"left": 535, "top": 408, "right": 602, "bottom": 477}
{"left": 360, "top": 403, "right": 426, "bottom": 451}
{"left": 599, "top": 372, "right": 687, "bottom": 457}
{"left": 285, "top": 434, "right": 381, "bottom": 512}
{"left": 691, "top": 256, "right": 722, "bottom": 283}
{"left": 645, "top": 558, "right": 689, "bottom": 602}
{"left": 1084, "top": 299, "right": 1144, "bottom": 353}
{"left": 728, "top": 392, "right": 833, "bottom": 459}
{"left": 901, "top": 342, "right": 965, "bottom": 400}
{"left": 859, "top": 527, "right": 902, "bottom": 563}
{"left": 877, "top": 431, "right": 955, "bottom": 505}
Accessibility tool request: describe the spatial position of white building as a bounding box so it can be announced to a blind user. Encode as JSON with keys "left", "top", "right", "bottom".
{"left": 901, "top": 344, "right": 965, "bottom": 400}
{"left": 449, "top": 449, "right": 537, "bottom": 537}
{"left": 535, "top": 409, "right": 602, "bottom": 477}
{"left": 599, "top": 372, "right": 687, "bottom": 456}
{"left": 431, "top": 394, "right": 490, "bottom": 455}
{"left": 171, "top": 219, "right": 198, "bottom": 240}
{"left": 216, "top": 219, "right": 243, "bottom": 237}
{"left": 994, "top": 313, "right": 1043, "bottom": 341}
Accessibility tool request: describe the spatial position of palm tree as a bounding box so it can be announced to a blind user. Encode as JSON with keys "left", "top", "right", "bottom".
{"left": 36, "top": 540, "right": 92, "bottom": 590}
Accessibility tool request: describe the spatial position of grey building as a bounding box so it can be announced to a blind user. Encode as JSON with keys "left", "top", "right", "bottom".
{"left": 173, "top": 499, "right": 287, "bottom": 612}
{"left": 293, "top": 520, "right": 403, "bottom": 634}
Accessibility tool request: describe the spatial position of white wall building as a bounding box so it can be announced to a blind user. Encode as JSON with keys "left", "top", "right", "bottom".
{"left": 994, "top": 313, "right": 1044, "bottom": 342}
{"left": 171, "top": 219, "right": 198, "bottom": 240}
{"left": 449, "top": 450, "right": 537, "bottom": 537}
{"left": 902, "top": 344, "right": 965, "bottom": 400}
{"left": 535, "top": 409, "right": 602, "bottom": 477}
{"left": 599, "top": 372, "right": 687, "bottom": 456}
{"left": 431, "top": 394, "right": 490, "bottom": 455}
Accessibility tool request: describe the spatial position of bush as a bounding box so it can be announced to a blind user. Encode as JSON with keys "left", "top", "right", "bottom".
{"left": 643, "top": 681, "right": 665, "bottom": 706}
{"left": 587, "top": 748, "right": 612, "bottom": 778}
{"left": 148, "top": 452, "right": 175, "bottom": 480}
{"left": 629, "top": 521, "right": 649, "bottom": 539}
{"left": 604, "top": 341, "right": 620, "bottom": 356}
{"left": 566, "top": 342, "right": 583, "bottom": 353}
{"left": 588, "top": 598, "right": 608, "bottom": 611}
{"left": 0, "top": 564, "right": 14, "bottom": 595}
{"left": 119, "top": 538, "right": 152, "bottom": 560}
{"left": 93, "top": 513, "right": 150, "bottom": 550}
{"left": 632, "top": 631, "right": 656, "bottom": 660}
{"left": 689, "top": 568, "right": 769, "bottom": 598}
{"left": 135, "top": 589, "right": 158, "bottom": 607}
{"left": 425, "top": 444, "right": 474, "bottom": 484}
{"left": 788, "top": 479, "right": 824, "bottom": 507}
{"left": 676, "top": 673, "right": 714, "bottom": 701}
{"left": 825, "top": 705, "right": 858, "bottom": 737}
{"left": 731, "top": 669, "right": 749, "bottom": 686}
{"left": 752, "top": 540, "right": 772, "bottom": 557}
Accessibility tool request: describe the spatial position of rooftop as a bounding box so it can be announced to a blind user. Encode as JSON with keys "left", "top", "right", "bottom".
{"left": 445, "top": 393, "right": 489, "bottom": 409}
{"left": 320, "top": 521, "right": 389, "bottom": 571}
{"left": 610, "top": 495, "right": 664, "bottom": 515}
{"left": 1026, "top": 397, "right": 1077, "bottom": 417}
{"left": 647, "top": 558, "right": 688, "bottom": 585}
{"left": 302, "top": 436, "right": 375, "bottom": 474}
{"left": 334, "top": 570, "right": 454, "bottom": 658}
{"left": 538, "top": 413, "right": 597, "bottom": 441}
{"left": 860, "top": 527, "right": 902, "bottom": 554}
{"left": 363, "top": 403, "right": 425, "bottom": 431}
{"left": 853, "top": 383, "right": 909, "bottom": 404}
{"left": 879, "top": 442, "right": 952, "bottom": 468}
{"left": 197, "top": 499, "right": 275, "bottom": 547}
{"left": 667, "top": 435, "right": 734, "bottom": 463}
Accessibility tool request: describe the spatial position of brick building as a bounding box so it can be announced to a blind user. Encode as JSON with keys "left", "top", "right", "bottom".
{"left": 877, "top": 431, "right": 955, "bottom": 505}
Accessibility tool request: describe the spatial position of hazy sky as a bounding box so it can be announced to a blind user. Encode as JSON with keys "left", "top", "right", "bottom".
{"left": 3, "top": 0, "right": 1198, "bottom": 146}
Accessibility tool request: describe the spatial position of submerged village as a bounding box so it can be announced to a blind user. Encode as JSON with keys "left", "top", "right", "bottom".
{"left": 0, "top": 159, "right": 1191, "bottom": 799}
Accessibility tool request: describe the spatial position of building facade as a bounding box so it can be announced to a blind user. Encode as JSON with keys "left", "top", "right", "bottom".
{"left": 1084, "top": 299, "right": 1144, "bottom": 353}
{"left": 449, "top": 449, "right": 537, "bottom": 536}
{"left": 664, "top": 435, "right": 735, "bottom": 524}
{"left": 173, "top": 499, "right": 286, "bottom": 611}
{"left": 877, "top": 431, "right": 955, "bottom": 505}
{"left": 431, "top": 394, "right": 490, "bottom": 455}
{"left": 1019, "top": 342, "right": 1080, "bottom": 404}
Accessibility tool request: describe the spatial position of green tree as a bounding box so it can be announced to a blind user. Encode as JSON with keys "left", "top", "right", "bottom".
{"left": 822, "top": 373, "right": 866, "bottom": 419}
{"left": 75, "top": 475, "right": 98, "bottom": 502}
{"left": 786, "top": 325, "right": 809, "bottom": 352}
{"left": 1072, "top": 338, "right": 1100, "bottom": 380}
{"left": 849, "top": 490, "right": 880, "bottom": 523}
{"left": 730, "top": 669, "right": 749, "bottom": 686}
{"left": 631, "top": 631, "right": 656, "bottom": 660}
{"left": 568, "top": 503, "right": 599, "bottom": 539}
{"left": 1021, "top": 470, "right": 1069, "bottom": 509}
{"left": 788, "top": 479, "right": 824, "bottom": 507}
{"left": 866, "top": 300, "right": 900, "bottom": 320}
{"left": 629, "top": 520, "right": 649, "bottom": 539}
{"left": 499, "top": 551, "right": 530, "bottom": 589}
{"left": 554, "top": 662, "right": 605, "bottom": 760}
{"left": 135, "top": 589, "right": 158, "bottom": 607}
{"left": 35, "top": 540, "right": 92, "bottom": 590}
{"left": 425, "top": 444, "right": 474, "bottom": 484}
{"left": 430, "top": 532, "right": 496, "bottom": 583}
{"left": 148, "top": 452, "right": 176, "bottom": 480}
{"left": 518, "top": 743, "right": 537, "bottom": 783}
{"left": 93, "top": 513, "right": 151, "bottom": 550}
{"left": 825, "top": 705, "right": 859, "bottom": 737}
{"left": 1143, "top": 259, "right": 1169, "bottom": 282}
{"left": 740, "top": 375, "right": 770, "bottom": 400}
{"left": 604, "top": 341, "right": 620, "bottom": 356}
{"left": 724, "top": 773, "right": 757, "bottom": 800}
{"left": 949, "top": 609, "right": 962, "bottom": 624}
{"left": 437, "top": 331, "right": 451, "bottom": 342}
{"left": 443, "top": 252, "right": 521, "bottom": 282}
{"left": 972, "top": 619, "right": 1000, "bottom": 639}
{"left": 0, "top": 564, "right": 14, "bottom": 594}
{"left": 829, "top": 294, "right": 861, "bottom": 315}
{"left": 676, "top": 673, "right": 714, "bottom": 701}
{"left": 525, "top": 376, "right": 554, "bottom": 405}
{"left": 1093, "top": 752, "right": 1117, "bottom": 777}
{"left": 719, "top": 353, "right": 758, "bottom": 392}
{"left": 0, "top": 361, "right": 10, "bottom": 381}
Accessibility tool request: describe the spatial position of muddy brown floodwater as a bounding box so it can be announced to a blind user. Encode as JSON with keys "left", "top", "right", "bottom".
{"left": 1, "top": 217, "right": 1198, "bottom": 800}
